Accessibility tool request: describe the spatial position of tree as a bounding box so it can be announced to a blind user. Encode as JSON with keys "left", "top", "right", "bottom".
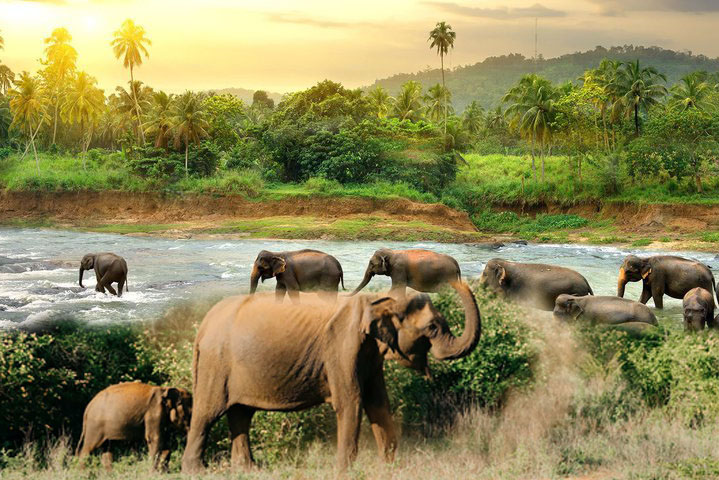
{"left": 669, "top": 72, "right": 710, "bottom": 112}
{"left": 424, "top": 83, "right": 453, "bottom": 123}
{"left": 169, "top": 91, "right": 209, "bottom": 176}
{"left": 252, "top": 90, "right": 274, "bottom": 110}
{"left": 582, "top": 59, "right": 621, "bottom": 150}
{"left": 115, "top": 81, "right": 153, "bottom": 144}
{"left": 143, "top": 91, "right": 174, "bottom": 149}
{"left": 8, "top": 72, "right": 48, "bottom": 173}
{"left": 428, "top": 21, "right": 455, "bottom": 135}
{"left": 0, "top": 64, "right": 14, "bottom": 95}
{"left": 392, "top": 81, "right": 423, "bottom": 121}
{"left": 367, "top": 86, "right": 392, "bottom": 119}
{"left": 462, "top": 100, "right": 484, "bottom": 136}
{"left": 615, "top": 60, "right": 667, "bottom": 136}
{"left": 42, "top": 27, "right": 78, "bottom": 145}
{"left": 111, "top": 19, "right": 151, "bottom": 145}
{"left": 0, "top": 96, "right": 11, "bottom": 144}
{"left": 62, "top": 71, "right": 105, "bottom": 169}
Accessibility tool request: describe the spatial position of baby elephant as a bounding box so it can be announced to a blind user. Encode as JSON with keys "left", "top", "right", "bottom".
{"left": 76, "top": 382, "right": 192, "bottom": 470}
{"left": 683, "top": 287, "right": 716, "bottom": 331}
{"left": 79, "top": 253, "right": 128, "bottom": 297}
{"left": 554, "top": 294, "right": 658, "bottom": 329}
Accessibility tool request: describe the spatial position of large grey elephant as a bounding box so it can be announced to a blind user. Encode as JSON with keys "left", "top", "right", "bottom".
{"left": 79, "top": 253, "right": 128, "bottom": 297}
{"left": 553, "top": 294, "right": 658, "bottom": 327}
{"left": 683, "top": 287, "right": 716, "bottom": 331}
{"left": 181, "top": 282, "right": 481, "bottom": 473}
{"left": 249, "top": 249, "right": 344, "bottom": 303}
{"left": 617, "top": 255, "right": 717, "bottom": 309}
{"left": 348, "top": 248, "right": 462, "bottom": 297}
{"left": 76, "top": 382, "right": 192, "bottom": 470}
{"left": 480, "top": 258, "right": 593, "bottom": 311}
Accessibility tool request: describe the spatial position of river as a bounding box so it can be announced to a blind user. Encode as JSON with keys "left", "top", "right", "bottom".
{"left": 0, "top": 227, "right": 716, "bottom": 329}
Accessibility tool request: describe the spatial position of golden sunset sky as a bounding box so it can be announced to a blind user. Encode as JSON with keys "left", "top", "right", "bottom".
{"left": 2, "top": 0, "right": 719, "bottom": 94}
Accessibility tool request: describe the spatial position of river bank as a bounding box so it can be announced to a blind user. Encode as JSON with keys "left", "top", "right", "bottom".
{"left": 1, "top": 191, "right": 719, "bottom": 251}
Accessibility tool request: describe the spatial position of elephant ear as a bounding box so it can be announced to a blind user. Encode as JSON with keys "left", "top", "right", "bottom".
{"left": 361, "top": 297, "right": 400, "bottom": 352}
{"left": 162, "top": 387, "right": 181, "bottom": 422}
{"left": 495, "top": 266, "right": 507, "bottom": 286}
{"left": 568, "top": 299, "right": 584, "bottom": 319}
{"left": 271, "top": 256, "right": 286, "bottom": 275}
{"left": 641, "top": 266, "right": 652, "bottom": 281}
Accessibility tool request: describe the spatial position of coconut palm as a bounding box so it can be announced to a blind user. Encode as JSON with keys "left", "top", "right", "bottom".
{"left": 98, "top": 93, "right": 132, "bottom": 150}
{"left": 669, "top": 72, "right": 710, "bottom": 112}
{"left": 0, "top": 29, "right": 4, "bottom": 51}
{"left": 115, "top": 81, "right": 153, "bottom": 143}
{"left": 43, "top": 27, "right": 78, "bottom": 145}
{"left": 485, "top": 105, "right": 506, "bottom": 131}
{"left": 424, "top": 83, "right": 453, "bottom": 123}
{"left": 0, "top": 64, "right": 14, "bottom": 95}
{"left": 62, "top": 71, "right": 105, "bottom": 169}
{"left": 111, "top": 19, "right": 151, "bottom": 144}
{"left": 392, "top": 81, "right": 423, "bottom": 122}
{"left": 428, "top": 21, "right": 455, "bottom": 134}
{"left": 0, "top": 95, "right": 11, "bottom": 143}
{"left": 367, "top": 86, "right": 392, "bottom": 119}
{"left": 143, "top": 90, "right": 174, "bottom": 149}
{"left": 169, "top": 91, "right": 209, "bottom": 176}
{"left": 462, "top": 100, "right": 484, "bottom": 135}
{"left": 8, "top": 72, "right": 48, "bottom": 173}
{"left": 614, "top": 60, "right": 667, "bottom": 135}
{"left": 581, "top": 59, "right": 621, "bottom": 149}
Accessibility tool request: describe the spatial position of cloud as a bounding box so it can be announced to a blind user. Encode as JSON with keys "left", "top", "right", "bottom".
{"left": 425, "top": 2, "right": 566, "bottom": 20}
{"left": 266, "top": 12, "right": 373, "bottom": 29}
{"left": 588, "top": 0, "right": 719, "bottom": 15}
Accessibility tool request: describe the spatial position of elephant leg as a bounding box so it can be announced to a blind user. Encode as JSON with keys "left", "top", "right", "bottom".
{"left": 275, "top": 283, "right": 287, "bottom": 303}
{"left": 651, "top": 284, "right": 665, "bottom": 309}
{"left": 101, "top": 442, "right": 113, "bottom": 471}
{"left": 116, "top": 278, "right": 125, "bottom": 298}
{"left": 77, "top": 431, "right": 105, "bottom": 462}
{"left": 639, "top": 284, "right": 652, "bottom": 305}
{"left": 227, "top": 405, "right": 255, "bottom": 471}
{"left": 319, "top": 290, "right": 338, "bottom": 303}
{"left": 286, "top": 288, "right": 300, "bottom": 305}
{"left": 145, "top": 418, "right": 164, "bottom": 471}
{"left": 388, "top": 283, "right": 407, "bottom": 300}
{"left": 363, "top": 376, "right": 397, "bottom": 463}
{"left": 335, "top": 402, "right": 362, "bottom": 472}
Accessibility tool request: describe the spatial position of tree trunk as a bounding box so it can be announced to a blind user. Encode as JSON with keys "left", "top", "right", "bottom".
{"left": 130, "top": 66, "right": 146, "bottom": 145}
{"left": 441, "top": 52, "right": 447, "bottom": 136}
{"left": 31, "top": 135, "right": 40, "bottom": 175}
{"left": 185, "top": 141, "right": 189, "bottom": 176}
{"left": 530, "top": 137, "right": 537, "bottom": 183}
{"left": 540, "top": 143, "right": 545, "bottom": 182}
{"left": 634, "top": 103, "right": 640, "bottom": 136}
{"left": 578, "top": 156, "right": 583, "bottom": 185}
{"left": 52, "top": 102, "right": 59, "bottom": 145}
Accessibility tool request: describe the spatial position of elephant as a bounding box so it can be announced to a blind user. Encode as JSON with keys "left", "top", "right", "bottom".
{"left": 181, "top": 282, "right": 481, "bottom": 473}
{"left": 348, "top": 248, "right": 462, "bottom": 298}
{"left": 617, "top": 255, "right": 717, "bottom": 309}
{"left": 76, "top": 382, "right": 192, "bottom": 471}
{"left": 683, "top": 287, "right": 716, "bottom": 331}
{"left": 480, "top": 258, "right": 594, "bottom": 311}
{"left": 553, "top": 294, "right": 658, "bottom": 327}
{"left": 249, "top": 249, "right": 344, "bottom": 303}
{"left": 79, "top": 253, "right": 128, "bottom": 297}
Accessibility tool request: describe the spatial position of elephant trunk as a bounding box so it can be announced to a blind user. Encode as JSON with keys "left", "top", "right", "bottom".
{"left": 348, "top": 267, "right": 374, "bottom": 296}
{"left": 617, "top": 267, "right": 627, "bottom": 298}
{"left": 430, "top": 281, "right": 482, "bottom": 360}
{"left": 79, "top": 267, "right": 85, "bottom": 288}
{"left": 249, "top": 264, "right": 260, "bottom": 294}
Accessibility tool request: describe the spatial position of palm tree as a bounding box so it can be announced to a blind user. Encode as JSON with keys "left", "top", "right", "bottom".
{"left": 669, "top": 72, "right": 710, "bottom": 112}
{"left": 115, "top": 81, "right": 153, "bottom": 143}
{"left": 424, "top": 83, "right": 453, "bottom": 123}
{"left": 0, "top": 64, "right": 14, "bottom": 95}
{"left": 143, "top": 90, "right": 174, "bottom": 149}
{"left": 614, "top": 60, "right": 667, "bottom": 135}
{"left": 428, "top": 21, "right": 455, "bottom": 134}
{"left": 367, "top": 86, "right": 392, "bottom": 119}
{"left": 0, "top": 29, "right": 4, "bottom": 51}
{"left": 111, "top": 19, "right": 151, "bottom": 144}
{"left": 8, "top": 72, "right": 48, "bottom": 173}
{"left": 392, "top": 81, "right": 423, "bottom": 121}
{"left": 98, "top": 93, "right": 131, "bottom": 150}
{"left": 169, "top": 91, "right": 209, "bottom": 176}
{"left": 43, "top": 27, "right": 78, "bottom": 145}
{"left": 485, "top": 105, "right": 506, "bottom": 132}
{"left": 0, "top": 96, "right": 11, "bottom": 143}
{"left": 582, "top": 59, "right": 621, "bottom": 150}
{"left": 62, "top": 72, "right": 105, "bottom": 169}
{"left": 462, "top": 101, "right": 484, "bottom": 135}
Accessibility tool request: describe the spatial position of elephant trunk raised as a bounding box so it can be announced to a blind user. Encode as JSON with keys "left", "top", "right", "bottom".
{"left": 79, "top": 267, "right": 86, "bottom": 288}
{"left": 249, "top": 264, "right": 261, "bottom": 294}
{"left": 348, "top": 267, "right": 374, "bottom": 296}
{"left": 617, "top": 267, "right": 628, "bottom": 298}
{"left": 430, "top": 282, "right": 482, "bottom": 360}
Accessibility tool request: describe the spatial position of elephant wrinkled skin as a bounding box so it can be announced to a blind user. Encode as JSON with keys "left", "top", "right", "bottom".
{"left": 181, "top": 282, "right": 481, "bottom": 473}
{"left": 683, "top": 287, "right": 716, "bottom": 331}
{"left": 554, "top": 294, "right": 658, "bottom": 327}
{"left": 76, "top": 382, "right": 192, "bottom": 471}
{"left": 481, "top": 258, "right": 594, "bottom": 311}
{"left": 617, "top": 255, "right": 717, "bottom": 309}
{"left": 249, "top": 249, "right": 344, "bottom": 303}
{"left": 79, "top": 252, "right": 128, "bottom": 297}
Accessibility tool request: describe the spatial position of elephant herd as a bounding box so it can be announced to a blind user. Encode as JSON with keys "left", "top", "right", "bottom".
{"left": 73, "top": 247, "right": 719, "bottom": 473}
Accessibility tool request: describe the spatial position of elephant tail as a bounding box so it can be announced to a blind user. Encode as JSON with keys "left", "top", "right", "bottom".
{"left": 340, "top": 270, "right": 345, "bottom": 291}
{"left": 587, "top": 283, "right": 594, "bottom": 296}
{"left": 125, "top": 277, "right": 129, "bottom": 293}
{"left": 75, "top": 421, "right": 86, "bottom": 456}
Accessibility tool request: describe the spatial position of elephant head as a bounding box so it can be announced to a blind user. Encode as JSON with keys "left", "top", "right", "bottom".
{"left": 249, "top": 251, "right": 287, "bottom": 294}
{"left": 617, "top": 255, "right": 651, "bottom": 297}
{"left": 161, "top": 387, "right": 193, "bottom": 432}
{"left": 79, "top": 254, "right": 96, "bottom": 288}
{"left": 479, "top": 258, "right": 508, "bottom": 294}
{"left": 349, "top": 249, "right": 392, "bottom": 296}
{"left": 553, "top": 294, "right": 584, "bottom": 322}
{"left": 367, "top": 281, "right": 481, "bottom": 376}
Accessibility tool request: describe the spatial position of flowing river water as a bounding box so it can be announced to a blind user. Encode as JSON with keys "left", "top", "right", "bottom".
{"left": 1, "top": 227, "right": 717, "bottom": 329}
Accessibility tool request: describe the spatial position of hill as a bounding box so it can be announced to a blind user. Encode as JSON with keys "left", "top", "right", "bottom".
{"left": 368, "top": 45, "right": 719, "bottom": 112}
{"left": 209, "top": 87, "right": 284, "bottom": 105}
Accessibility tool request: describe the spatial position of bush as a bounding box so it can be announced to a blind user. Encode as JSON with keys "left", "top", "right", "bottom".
{"left": 188, "top": 141, "right": 220, "bottom": 177}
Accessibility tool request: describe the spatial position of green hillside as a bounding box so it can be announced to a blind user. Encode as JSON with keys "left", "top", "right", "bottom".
{"left": 369, "top": 45, "right": 719, "bottom": 111}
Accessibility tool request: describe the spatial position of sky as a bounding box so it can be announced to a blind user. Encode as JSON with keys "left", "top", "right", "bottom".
{"left": 1, "top": 0, "right": 719, "bottom": 94}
